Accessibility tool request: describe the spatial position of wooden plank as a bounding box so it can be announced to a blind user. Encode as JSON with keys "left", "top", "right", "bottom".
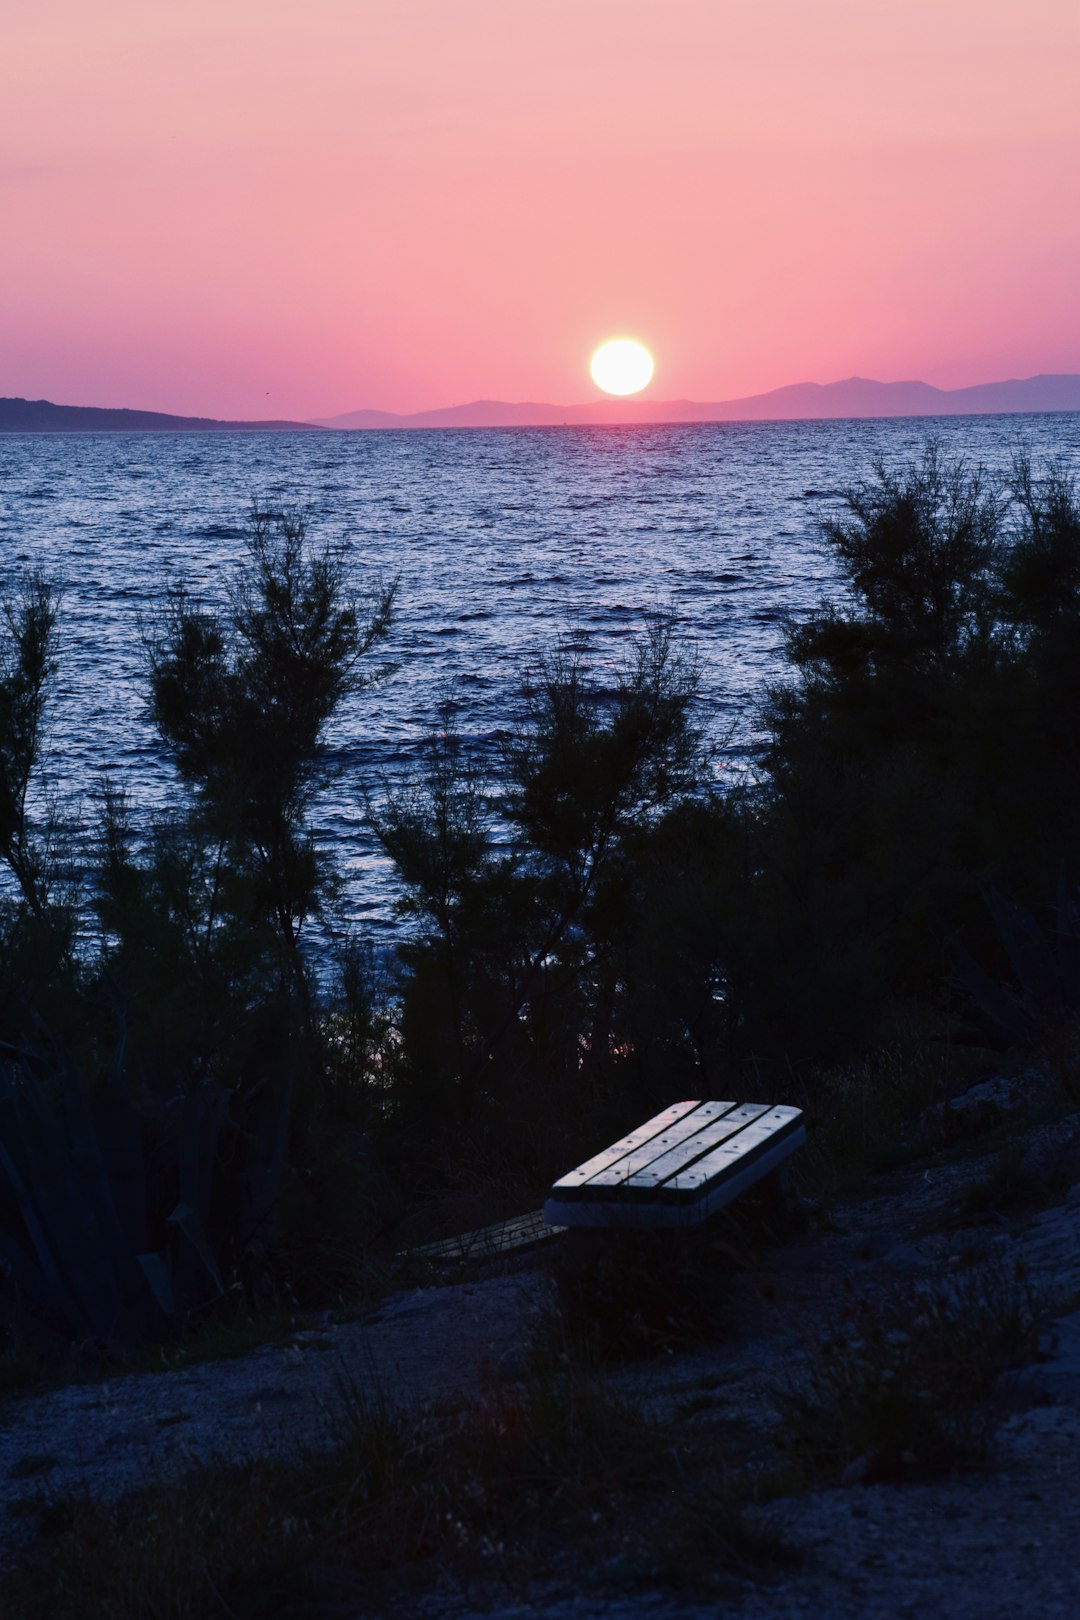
{"left": 660, "top": 1106, "right": 804, "bottom": 1203}
{"left": 549, "top": 1099, "right": 709, "bottom": 1193}
{"left": 622, "top": 1103, "right": 769, "bottom": 1190}
{"left": 543, "top": 1101, "right": 806, "bottom": 1230}
{"left": 692, "top": 1124, "right": 806, "bottom": 1222}
{"left": 403, "top": 1209, "right": 562, "bottom": 1264}
{"left": 569, "top": 1101, "right": 740, "bottom": 1194}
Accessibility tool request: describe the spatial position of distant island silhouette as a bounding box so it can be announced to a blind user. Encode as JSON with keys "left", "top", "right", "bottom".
{"left": 318, "top": 374, "right": 1080, "bottom": 429}
{"left": 0, "top": 398, "right": 318, "bottom": 433}
{"left": 3, "top": 375, "right": 1079, "bottom": 433}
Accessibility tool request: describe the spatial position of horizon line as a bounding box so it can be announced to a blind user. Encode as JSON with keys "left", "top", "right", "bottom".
{"left": 4, "top": 372, "right": 1080, "bottom": 434}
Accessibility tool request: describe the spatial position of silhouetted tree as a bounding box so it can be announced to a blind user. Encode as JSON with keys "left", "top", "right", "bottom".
{"left": 0, "top": 511, "right": 396, "bottom": 1352}
{"left": 373, "top": 617, "right": 702, "bottom": 1166}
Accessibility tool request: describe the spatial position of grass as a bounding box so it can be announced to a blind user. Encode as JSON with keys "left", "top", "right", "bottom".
{"left": 1, "top": 1368, "right": 799, "bottom": 1620}
{"left": 950, "top": 1141, "right": 1029, "bottom": 1220}
{"left": 549, "top": 1178, "right": 810, "bottom": 1367}
{"left": 800, "top": 1041, "right": 967, "bottom": 1192}
{"left": 0, "top": 1289, "right": 376, "bottom": 1404}
{"left": 5, "top": 1454, "right": 59, "bottom": 1482}
{"left": 773, "top": 1256, "right": 1042, "bottom": 1486}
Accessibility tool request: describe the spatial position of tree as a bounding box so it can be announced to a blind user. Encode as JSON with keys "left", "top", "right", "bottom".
{"left": 754, "top": 450, "right": 1080, "bottom": 1063}
{"left": 372, "top": 617, "right": 702, "bottom": 1164}
{"left": 0, "top": 569, "right": 75, "bottom": 1027}
{"left": 139, "top": 506, "right": 395, "bottom": 1014}
{"left": 0, "top": 511, "right": 396, "bottom": 1352}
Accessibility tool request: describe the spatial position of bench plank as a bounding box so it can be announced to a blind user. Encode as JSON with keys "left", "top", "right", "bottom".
{"left": 623, "top": 1103, "right": 769, "bottom": 1190}
{"left": 566, "top": 1101, "right": 740, "bottom": 1194}
{"left": 549, "top": 1099, "right": 715, "bottom": 1192}
{"left": 661, "top": 1106, "right": 804, "bottom": 1203}
{"left": 544, "top": 1099, "right": 805, "bottom": 1230}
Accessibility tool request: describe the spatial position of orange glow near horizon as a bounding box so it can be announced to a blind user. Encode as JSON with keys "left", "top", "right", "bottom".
{"left": 2, "top": 1, "right": 1078, "bottom": 420}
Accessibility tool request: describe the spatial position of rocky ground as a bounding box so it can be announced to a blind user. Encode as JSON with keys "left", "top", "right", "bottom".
{"left": 3, "top": 1078, "right": 1080, "bottom": 1617}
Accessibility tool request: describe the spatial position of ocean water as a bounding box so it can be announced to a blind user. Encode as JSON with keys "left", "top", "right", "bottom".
{"left": 2, "top": 413, "right": 1078, "bottom": 935}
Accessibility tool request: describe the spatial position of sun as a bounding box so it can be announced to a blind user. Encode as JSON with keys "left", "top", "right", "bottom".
{"left": 590, "top": 337, "right": 654, "bottom": 397}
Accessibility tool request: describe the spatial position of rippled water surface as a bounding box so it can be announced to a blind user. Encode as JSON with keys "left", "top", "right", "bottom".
{"left": 2, "top": 414, "right": 1078, "bottom": 932}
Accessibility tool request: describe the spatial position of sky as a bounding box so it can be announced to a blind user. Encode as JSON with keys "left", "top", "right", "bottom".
{"left": 3, "top": 0, "right": 1079, "bottom": 419}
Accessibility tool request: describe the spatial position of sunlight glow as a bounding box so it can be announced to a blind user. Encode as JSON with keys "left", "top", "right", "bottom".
{"left": 589, "top": 338, "right": 654, "bottom": 397}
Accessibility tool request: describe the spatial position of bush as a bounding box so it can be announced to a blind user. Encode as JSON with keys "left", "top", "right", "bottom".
{"left": 751, "top": 449, "right": 1080, "bottom": 1065}
{"left": 776, "top": 1259, "right": 1040, "bottom": 1483}
{"left": 0, "top": 1370, "right": 796, "bottom": 1618}
{"left": 371, "top": 617, "right": 705, "bottom": 1179}
{"left": 0, "top": 511, "right": 395, "bottom": 1353}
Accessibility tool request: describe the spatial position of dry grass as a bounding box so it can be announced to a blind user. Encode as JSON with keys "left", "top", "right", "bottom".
{"left": 1, "top": 1368, "right": 798, "bottom": 1619}
{"left": 773, "top": 1257, "right": 1041, "bottom": 1486}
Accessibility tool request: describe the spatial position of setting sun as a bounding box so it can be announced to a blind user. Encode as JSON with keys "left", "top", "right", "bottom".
{"left": 589, "top": 338, "right": 654, "bottom": 397}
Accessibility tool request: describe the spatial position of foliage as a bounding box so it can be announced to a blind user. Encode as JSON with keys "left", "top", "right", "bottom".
{"left": 0, "top": 571, "right": 77, "bottom": 1027}
{"left": 0, "top": 1371, "right": 795, "bottom": 1618}
{"left": 371, "top": 617, "right": 704, "bottom": 1172}
{"left": 776, "top": 1259, "right": 1040, "bottom": 1484}
{"left": 955, "top": 870, "right": 1080, "bottom": 1049}
{"left": 365, "top": 446, "right": 1080, "bottom": 1179}
{"left": 113, "top": 506, "right": 395, "bottom": 1023}
{"left": 751, "top": 448, "right": 1080, "bottom": 1064}
{"left": 6, "top": 443, "right": 1080, "bottom": 1353}
{"left": 0, "top": 511, "right": 393, "bottom": 1352}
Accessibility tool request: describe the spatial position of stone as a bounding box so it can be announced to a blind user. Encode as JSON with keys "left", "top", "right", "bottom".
{"left": 881, "top": 1241, "right": 924, "bottom": 1272}
{"left": 847, "top": 1234, "right": 924, "bottom": 1270}
{"left": 496, "top": 1346, "right": 530, "bottom": 1382}
{"left": 996, "top": 1308, "right": 1080, "bottom": 1406}
{"left": 841, "top": 1453, "right": 874, "bottom": 1486}
{"left": 1018, "top": 1114, "right": 1080, "bottom": 1188}
{"left": 920, "top": 1070, "right": 1053, "bottom": 1144}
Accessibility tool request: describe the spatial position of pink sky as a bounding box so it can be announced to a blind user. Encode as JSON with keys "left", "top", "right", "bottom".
{"left": 3, "top": 0, "right": 1078, "bottom": 419}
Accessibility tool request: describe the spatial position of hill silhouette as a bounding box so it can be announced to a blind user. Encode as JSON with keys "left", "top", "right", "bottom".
{"left": 0, "top": 398, "right": 318, "bottom": 433}
{"left": 318, "top": 373, "right": 1080, "bottom": 429}
{"left": 4, "top": 375, "right": 1078, "bottom": 434}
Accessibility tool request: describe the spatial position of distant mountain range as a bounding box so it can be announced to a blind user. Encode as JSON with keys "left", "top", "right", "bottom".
{"left": 3, "top": 374, "right": 1079, "bottom": 435}
{"left": 318, "top": 374, "right": 1080, "bottom": 429}
{"left": 0, "top": 398, "right": 317, "bottom": 433}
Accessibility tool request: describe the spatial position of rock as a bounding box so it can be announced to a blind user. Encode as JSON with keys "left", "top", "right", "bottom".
{"left": 1015, "top": 1200, "right": 1080, "bottom": 1295}
{"left": 497, "top": 1346, "right": 530, "bottom": 1382}
{"left": 881, "top": 1241, "right": 924, "bottom": 1272}
{"left": 847, "top": 1234, "right": 924, "bottom": 1270}
{"left": 1018, "top": 1115, "right": 1080, "bottom": 1189}
{"left": 920, "top": 1070, "right": 1054, "bottom": 1144}
{"left": 841, "top": 1453, "right": 874, "bottom": 1486}
{"left": 849, "top": 1232, "right": 892, "bottom": 1262}
{"left": 997, "top": 1307, "right": 1080, "bottom": 1405}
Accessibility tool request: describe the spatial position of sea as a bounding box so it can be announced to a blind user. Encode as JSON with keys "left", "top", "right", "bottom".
{"left": 2, "top": 413, "right": 1078, "bottom": 941}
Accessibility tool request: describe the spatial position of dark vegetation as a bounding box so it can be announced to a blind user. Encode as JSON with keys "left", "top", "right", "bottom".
{"left": 2, "top": 1370, "right": 799, "bottom": 1619}
{"left": 774, "top": 1258, "right": 1040, "bottom": 1486}
{"left": 2, "top": 448, "right": 1080, "bottom": 1368}
{"left": 3, "top": 447, "right": 1080, "bottom": 1615}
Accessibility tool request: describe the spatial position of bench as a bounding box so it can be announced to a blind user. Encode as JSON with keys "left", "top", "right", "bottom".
{"left": 543, "top": 1099, "right": 805, "bottom": 1231}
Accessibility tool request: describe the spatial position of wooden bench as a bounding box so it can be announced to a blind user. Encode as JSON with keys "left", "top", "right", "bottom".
{"left": 543, "top": 1099, "right": 805, "bottom": 1231}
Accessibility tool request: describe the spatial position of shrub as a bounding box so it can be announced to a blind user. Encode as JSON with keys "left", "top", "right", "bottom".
{"left": 0, "top": 511, "right": 395, "bottom": 1353}
{"left": 752, "top": 450, "right": 1080, "bottom": 1065}
{"left": 371, "top": 617, "right": 704, "bottom": 1176}
{"left": 776, "top": 1259, "right": 1040, "bottom": 1483}
{"left": 0, "top": 1369, "right": 797, "bottom": 1618}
